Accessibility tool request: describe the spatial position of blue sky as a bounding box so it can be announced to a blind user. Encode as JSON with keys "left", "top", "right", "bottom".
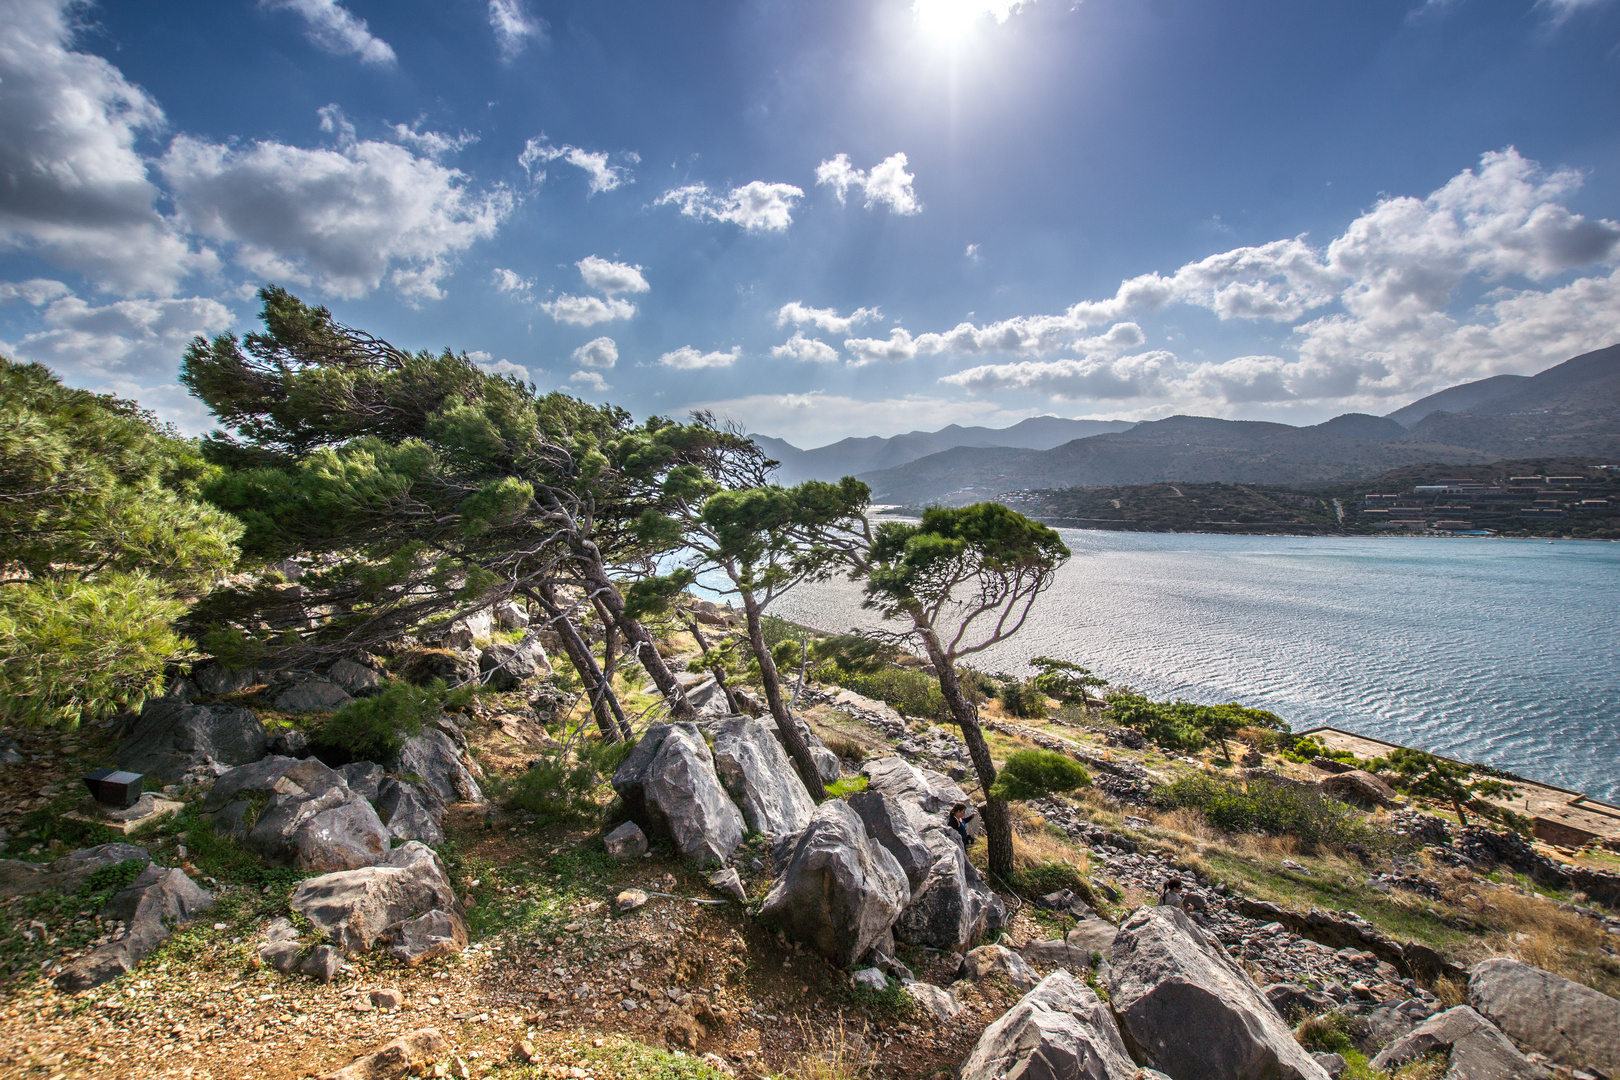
{"left": 3, "top": 0, "right": 1619, "bottom": 446}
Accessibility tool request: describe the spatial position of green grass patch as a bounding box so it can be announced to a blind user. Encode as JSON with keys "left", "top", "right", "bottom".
{"left": 825, "top": 776, "right": 868, "bottom": 799}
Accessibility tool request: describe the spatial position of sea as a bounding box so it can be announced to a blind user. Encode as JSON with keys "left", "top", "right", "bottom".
{"left": 757, "top": 531, "right": 1620, "bottom": 804}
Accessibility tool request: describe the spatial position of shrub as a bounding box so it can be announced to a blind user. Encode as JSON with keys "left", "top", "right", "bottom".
{"left": 809, "top": 634, "right": 897, "bottom": 675}
{"left": 1106, "top": 691, "right": 1289, "bottom": 755}
{"left": 1155, "top": 773, "right": 1381, "bottom": 850}
{"left": 822, "top": 666, "right": 949, "bottom": 720}
{"left": 505, "top": 738, "right": 633, "bottom": 823}
{"left": 1029, "top": 656, "right": 1108, "bottom": 705}
{"left": 999, "top": 679, "right": 1050, "bottom": 719}
{"left": 991, "top": 749, "right": 1091, "bottom": 801}
{"left": 316, "top": 679, "right": 443, "bottom": 761}
{"left": 1006, "top": 859, "right": 1094, "bottom": 905}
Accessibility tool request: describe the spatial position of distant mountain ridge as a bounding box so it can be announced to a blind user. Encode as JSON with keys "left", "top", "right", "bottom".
{"left": 855, "top": 343, "right": 1620, "bottom": 505}
{"left": 750, "top": 415, "right": 1135, "bottom": 483}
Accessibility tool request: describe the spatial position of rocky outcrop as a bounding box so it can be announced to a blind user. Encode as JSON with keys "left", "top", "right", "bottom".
{"left": 1235, "top": 898, "right": 1426, "bottom": 979}
{"left": 291, "top": 842, "right": 465, "bottom": 957}
{"left": 207, "top": 756, "right": 389, "bottom": 871}
{"left": 958, "top": 970, "right": 1140, "bottom": 1080}
{"left": 1320, "top": 769, "right": 1397, "bottom": 808}
{"left": 1108, "top": 906, "right": 1330, "bottom": 1080}
{"left": 478, "top": 637, "right": 549, "bottom": 691}
{"left": 612, "top": 723, "right": 744, "bottom": 865}
{"left": 0, "top": 843, "right": 149, "bottom": 898}
{"left": 759, "top": 800, "right": 909, "bottom": 968}
{"left": 273, "top": 677, "right": 352, "bottom": 713}
{"left": 1264, "top": 982, "right": 1337, "bottom": 1021}
{"left": 959, "top": 944, "right": 1038, "bottom": 989}
{"left": 711, "top": 716, "right": 814, "bottom": 837}
{"left": 382, "top": 909, "right": 467, "bottom": 967}
{"left": 327, "top": 658, "right": 384, "bottom": 697}
{"left": 54, "top": 865, "right": 214, "bottom": 991}
{"left": 1468, "top": 957, "right": 1620, "bottom": 1075}
{"left": 388, "top": 724, "right": 483, "bottom": 811}
{"left": 115, "top": 700, "right": 269, "bottom": 782}
{"left": 893, "top": 822, "right": 1004, "bottom": 950}
{"left": 374, "top": 778, "right": 443, "bottom": 845}
{"left": 1369, "top": 1006, "right": 1550, "bottom": 1079}
{"left": 847, "top": 790, "right": 932, "bottom": 898}
{"left": 904, "top": 982, "right": 964, "bottom": 1021}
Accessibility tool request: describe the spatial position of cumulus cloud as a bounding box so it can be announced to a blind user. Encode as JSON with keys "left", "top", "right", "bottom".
{"left": 941, "top": 352, "right": 1177, "bottom": 400}
{"left": 467, "top": 351, "right": 531, "bottom": 382}
{"left": 572, "top": 336, "right": 618, "bottom": 369}
{"left": 0, "top": 278, "right": 73, "bottom": 306}
{"left": 489, "top": 0, "right": 545, "bottom": 60}
{"left": 492, "top": 268, "right": 533, "bottom": 296}
{"left": 776, "top": 301, "right": 879, "bottom": 335}
{"left": 656, "top": 182, "right": 804, "bottom": 232}
{"left": 539, "top": 294, "right": 636, "bottom": 325}
{"left": 519, "top": 137, "right": 632, "bottom": 194}
{"left": 0, "top": 0, "right": 207, "bottom": 295}
{"left": 570, "top": 370, "right": 610, "bottom": 392}
{"left": 815, "top": 153, "right": 922, "bottom": 215}
{"left": 691, "top": 391, "right": 1038, "bottom": 445}
{"left": 390, "top": 121, "right": 478, "bottom": 159}
{"left": 770, "top": 332, "right": 839, "bottom": 363}
{"left": 577, "top": 256, "right": 649, "bottom": 295}
{"left": 5, "top": 288, "right": 233, "bottom": 382}
{"left": 845, "top": 320, "right": 1147, "bottom": 365}
{"left": 161, "top": 119, "right": 514, "bottom": 302}
{"left": 659, "top": 345, "right": 741, "bottom": 370}
{"left": 262, "top": 0, "right": 396, "bottom": 65}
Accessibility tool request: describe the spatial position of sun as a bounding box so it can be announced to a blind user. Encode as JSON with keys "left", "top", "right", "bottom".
{"left": 913, "top": 0, "right": 1029, "bottom": 48}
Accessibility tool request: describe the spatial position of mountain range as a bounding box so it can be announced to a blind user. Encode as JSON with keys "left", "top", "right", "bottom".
{"left": 754, "top": 343, "right": 1620, "bottom": 505}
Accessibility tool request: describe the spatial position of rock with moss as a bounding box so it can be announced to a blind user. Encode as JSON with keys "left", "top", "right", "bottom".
{"left": 206, "top": 756, "right": 389, "bottom": 871}
{"left": 1370, "top": 1005, "right": 1549, "bottom": 1079}
{"left": 53, "top": 864, "right": 214, "bottom": 991}
{"left": 0, "top": 843, "right": 150, "bottom": 898}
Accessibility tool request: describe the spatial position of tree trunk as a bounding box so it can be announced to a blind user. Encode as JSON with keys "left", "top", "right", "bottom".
{"left": 740, "top": 591, "right": 829, "bottom": 801}
{"left": 912, "top": 613, "right": 1015, "bottom": 877}
{"left": 533, "top": 584, "right": 627, "bottom": 742}
{"left": 683, "top": 616, "right": 743, "bottom": 716}
{"left": 574, "top": 546, "right": 695, "bottom": 722}
{"left": 588, "top": 596, "right": 632, "bottom": 737}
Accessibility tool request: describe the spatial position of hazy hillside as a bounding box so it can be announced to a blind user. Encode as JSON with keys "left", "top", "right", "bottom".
{"left": 751, "top": 415, "right": 1134, "bottom": 483}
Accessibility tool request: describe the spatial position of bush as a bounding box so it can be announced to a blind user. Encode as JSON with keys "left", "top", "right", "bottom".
{"left": 822, "top": 665, "right": 949, "bottom": 720}
{"left": 1154, "top": 773, "right": 1380, "bottom": 850}
{"left": 316, "top": 679, "right": 445, "bottom": 761}
{"left": 999, "top": 679, "right": 1050, "bottom": 719}
{"left": 990, "top": 749, "right": 1091, "bottom": 801}
{"left": 1006, "top": 859, "right": 1095, "bottom": 906}
{"left": 1106, "top": 691, "right": 1289, "bottom": 754}
{"left": 505, "top": 738, "right": 634, "bottom": 823}
{"left": 809, "top": 634, "right": 897, "bottom": 675}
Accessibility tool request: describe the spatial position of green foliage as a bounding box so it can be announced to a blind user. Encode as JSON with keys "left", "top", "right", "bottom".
{"left": 990, "top": 749, "right": 1092, "bottom": 801}
{"left": 1107, "top": 691, "right": 1289, "bottom": 754}
{"left": 1387, "top": 749, "right": 1514, "bottom": 827}
{"left": 1029, "top": 656, "right": 1108, "bottom": 704}
{"left": 571, "top": 1038, "right": 734, "bottom": 1080}
{"left": 809, "top": 633, "right": 898, "bottom": 675}
{"left": 999, "top": 678, "right": 1050, "bottom": 719}
{"left": 825, "top": 776, "right": 869, "bottom": 798}
{"left": 315, "top": 678, "right": 442, "bottom": 760}
{"left": 821, "top": 665, "right": 949, "bottom": 720}
{"left": 0, "top": 359, "right": 240, "bottom": 725}
{"left": 504, "top": 738, "right": 633, "bottom": 823}
{"left": 1156, "top": 774, "right": 1381, "bottom": 850}
{"left": 1006, "top": 860, "right": 1095, "bottom": 906}
{"left": 84, "top": 858, "right": 147, "bottom": 896}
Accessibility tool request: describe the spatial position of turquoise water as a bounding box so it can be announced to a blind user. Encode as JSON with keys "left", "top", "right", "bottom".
{"left": 766, "top": 532, "right": 1620, "bottom": 802}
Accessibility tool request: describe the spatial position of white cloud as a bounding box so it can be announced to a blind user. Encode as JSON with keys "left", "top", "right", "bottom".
{"left": 0, "top": 278, "right": 73, "bottom": 306}
{"left": 577, "top": 256, "right": 649, "bottom": 295}
{"left": 776, "top": 301, "right": 879, "bottom": 334}
{"left": 572, "top": 336, "right": 618, "bottom": 369}
{"left": 656, "top": 182, "right": 804, "bottom": 232}
{"left": 570, "top": 370, "right": 610, "bottom": 392}
{"left": 390, "top": 121, "right": 478, "bottom": 159}
{"left": 941, "top": 352, "right": 1177, "bottom": 400}
{"left": 161, "top": 120, "right": 514, "bottom": 303}
{"left": 1534, "top": 0, "right": 1613, "bottom": 27}
{"left": 492, "top": 268, "right": 533, "bottom": 296}
{"left": 539, "top": 294, "right": 636, "bottom": 325}
{"left": 0, "top": 0, "right": 207, "bottom": 296}
{"left": 844, "top": 320, "right": 1147, "bottom": 365}
{"left": 691, "top": 391, "right": 1041, "bottom": 445}
{"left": 262, "top": 0, "right": 396, "bottom": 65}
{"left": 6, "top": 289, "right": 233, "bottom": 381}
{"left": 519, "top": 137, "right": 631, "bottom": 194}
{"left": 489, "top": 0, "right": 545, "bottom": 60}
{"left": 965, "top": 243, "right": 981, "bottom": 262}
{"left": 815, "top": 153, "right": 922, "bottom": 215}
{"left": 659, "top": 345, "right": 741, "bottom": 370}
{"left": 468, "top": 351, "right": 531, "bottom": 382}
{"left": 770, "top": 332, "right": 839, "bottom": 363}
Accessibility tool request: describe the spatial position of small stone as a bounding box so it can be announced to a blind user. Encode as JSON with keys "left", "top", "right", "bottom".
{"left": 615, "top": 890, "right": 648, "bottom": 914}
{"left": 852, "top": 968, "right": 888, "bottom": 991}
{"left": 603, "top": 821, "right": 649, "bottom": 859}
{"left": 370, "top": 987, "right": 404, "bottom": 1009}
{"left": 708, "top": 868, "right": 747, "bottom": 904}
{"left": 513, "top": 1040, "right": 536, "bottom": 1063}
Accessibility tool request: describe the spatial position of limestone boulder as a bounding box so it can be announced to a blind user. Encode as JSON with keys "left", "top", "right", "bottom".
{"left": 847, "top": 790, "right": 932, "bottom": 898}
{"left": 758, "top": 800, "right": 909, "bottom": 968}
{"left": 382, "top": 909, "right": 467, "bottom": 967}
{"left": 959, "top": 943, "right": 1038, "bottom": 989}
{"left": 340, "top": 761, "right": 385, "bottom": 802}
{"left": 478, "top": 636, "right": 550, "bottom": 691}
{"left": 291, "top": 842, "right": 465, "bottom": 955}
{"left": 612, "top": 723, "right": 744, "bottom": 865}
{"left": 318, "top": 1028, "right": 448, "bottom": 1080}
{"left": 374, "top": 778, "right": 443, "bottom": 845}
{"left": 904, "top": 982, "right": 964, "bottom": 1021}
{"left": 1320, "top": 770, "right": 1398, "bottom": 808}
{"left": 274, "top": 678, "right": 352, "bottom": 713}
{"left": 1468, "top": 957, "right": 1620, "bottom": 1075}
{"left": 959, "top": 970, "right": 1140, "bottom": 1080}
{"left": 1369, "top": 1006, "right": 1550, "bottom": 1080}
{"left": 812, "top": 746, "right": 841, "bottom": 783}
{"left": 327, "top": 659, "right": 384, "bottom": 698}
{"left": 207, "top": 756, "right": 389, "bottom": 871}
{"left": 115, "top": 700, "right": 269, "bottom": 782}
{"left": 388, "top": 725, "right": 483, "bottom": 810}
{"left": 1264, "top": 982, "right": 1338, "bottom": 1021}
{"left": 54, "top": 865, "right": 214, "bottom": 991}
{"left": 192, "top": 662, "right": 261, "bottom": 697}
{"left": 893, "top": 824, "right": 1005, "bottom": 950}
{"left": 1023, "top": 917, "right": 1119, "bottom": 971}
{"left": 604, "top": 821, "right": 648, "bottom": 859}
{"left": 711, "top": 716, "right": 814, "bottom": 837}
{"left": 1108, "top": 906, "right": 1330, "bottom": 1080}
{"left": 0, "top": 843, "right": 149, "bottom": 898}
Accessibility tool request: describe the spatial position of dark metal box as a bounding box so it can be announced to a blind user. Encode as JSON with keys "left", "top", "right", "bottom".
{"left": 83, "top": 768, "right": 144, "bottom": 809}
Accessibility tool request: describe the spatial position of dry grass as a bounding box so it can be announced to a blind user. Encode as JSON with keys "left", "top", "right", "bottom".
{"left": 775, "top": 1016, "right": 879, "bottom": 1080}
{"left": 1472, "top": 885, "right": 1620, "bottom": 995}
{"left": 1432, "top": 976, "right": 1466, "bottom": 1007}
{"left": 1011, "top": 822, "right": 1091, "bottom": 875}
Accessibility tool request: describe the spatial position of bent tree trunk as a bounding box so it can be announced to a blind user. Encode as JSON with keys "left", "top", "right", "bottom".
{"left": 913, "top": 616, "right": 1015, "bottom": 877}
{"left": 740, "top": 592, "right": 829, "bottom": 801}
{"left": 532, "top": 584, "right": 629, "bottom": 742}
{"left": 573, "top": 543, "right": 696, "bottom": 722}
{"left": 683, "top": 616, "right": 743, "bottom": 716}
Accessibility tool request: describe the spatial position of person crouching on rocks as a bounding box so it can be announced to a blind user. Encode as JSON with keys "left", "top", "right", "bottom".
{"left": 1158, "top": 877, "right": 1186, "bottom": 909}
{"left": 949, "top": 802, "right": 976, "bottom": 847}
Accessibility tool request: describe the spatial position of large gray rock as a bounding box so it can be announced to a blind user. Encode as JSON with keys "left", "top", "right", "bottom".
{"left": 382, "top": 909, "right": 466, "bottom": 967}
{"left": 191, "top": 662, "right": 260, "bottom": 697}
{"left": 1023, "top": 918, "right": 1119, "bottom": 970}
{"left": 374, "top": 778, "right": 444, "bottom": 845}
{"left": 115, "top": 700, "right": 269, "bottom": 782}
{"left": 893, "top": 823, "right": 1005, "bottom": 949}
{"left": 711, "top": 716, "right": 814, "bottom": 837}
{"left": 960, "top": 943, "right": 1038, "bottom": 989}
{"left": 478, "top": 636, "right": 550, "bottom": 691}
{"left": 0, "top": 843, "right": 149, "bottom": 898}
{"left": 1468, "top": 957, "right": 1620, "bottom": 1075}
{"left": 207, "top": 756, "right": 389, "bottom": 871}
{"left": 340, "top": 761, "right": 385, "bottom": 801}
{"left": 273, "top": 678, "right": 352, "bottom": 713}
{"left": 847, "top": 790, "right": 932, "bottom": 898}
{"left": 959, "top": 970, "right": 1140, "bottom": 1080}
{"left": 612, "top": 723, "right": 744, "bottom": 865}
{"left": 812, "top": 745, "right": 841, "bottom": 783}
{"left": 327, "top": 659, "right": 384, "bottom": 697}
{"left": 291, "top": 842, "right": 465, "bottom": 955}
{"left": 54, "top": 865, "right": 214, "bottom": 991}
{"left": 388, "top": 726, "right": 483, "bottom": 810}
{"left": 759, "top": 800, "right": 909, "bottom": 968}
{"left": 1370, "top": 1006, "right": 1550, "bottom": 1080}
{"left": 1108, "top": 906, "right": 1330, "bottom": 1080}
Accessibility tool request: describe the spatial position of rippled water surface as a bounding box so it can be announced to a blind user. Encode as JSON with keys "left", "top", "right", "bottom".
{"left": 766, "top": 531, "right": 1620, "bottom": 802}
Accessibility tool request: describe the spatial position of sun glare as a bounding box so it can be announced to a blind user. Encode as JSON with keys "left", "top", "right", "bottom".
{"left": 913, "top": 0, "right": 1030, "bottom": 47}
